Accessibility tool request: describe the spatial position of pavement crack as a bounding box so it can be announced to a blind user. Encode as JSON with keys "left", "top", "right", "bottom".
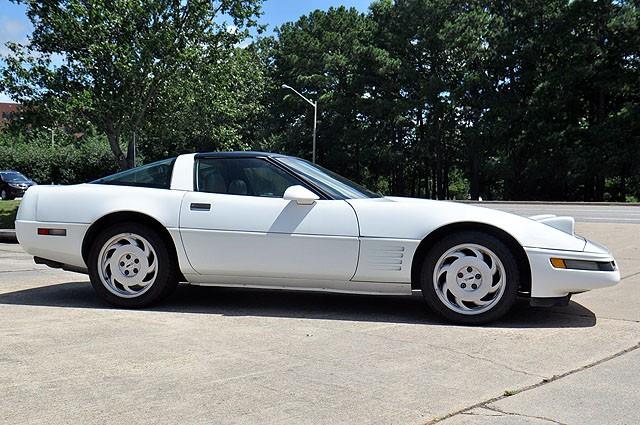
{"left": 483, "top": 405, "right": 567, "bottom": 424}
{"left": 358, "top": 328, "right": 545, "bottom": 379}
{"left": 621, "top": 270, "right": 640, "bottom": 281}
{"left": 452, "top": 349, "right": 546, "bottom": 379}
{"left": 0, "top": 268, "right": 42, "bottom": 274}
{"left": 460, "top": 408, "right": 501, "bottom": 417}
{"left": 547, "top": 309, "right": 640, "bottom": 324}
{"left": 600, "top": 316, "right": 640, "bottom": 323}
{"left": 426, "top": 341, "right": 640, "bottom": 424}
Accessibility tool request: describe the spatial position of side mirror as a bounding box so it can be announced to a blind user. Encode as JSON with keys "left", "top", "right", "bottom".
{"left": 283, "top": 185, "right": 319, "bottom": 205}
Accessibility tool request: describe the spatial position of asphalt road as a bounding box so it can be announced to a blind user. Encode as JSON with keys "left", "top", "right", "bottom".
{"left": 1, "top": 221, "right": 639, "bottom": 424}
{"left": 469, "top": 202, "right": 640, "bottom": 224}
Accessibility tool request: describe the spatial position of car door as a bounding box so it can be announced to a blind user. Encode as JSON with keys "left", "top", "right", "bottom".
{"left": 179, "top": 156, "right": 360, "bottom": 281}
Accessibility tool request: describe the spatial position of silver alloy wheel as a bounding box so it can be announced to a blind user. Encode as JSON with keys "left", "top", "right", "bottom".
{"left": 432, "top": 243, "right": 506, "bottom": 315}
{"left": 97, "top": 232, "right": 158, "bottom": 298}
{"left": 1, "top": 189, "right": 6, "bottom": 200}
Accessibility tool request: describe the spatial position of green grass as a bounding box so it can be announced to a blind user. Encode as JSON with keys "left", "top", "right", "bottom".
{"left": 0, "top": 200, "right": 20, "bottom": 229}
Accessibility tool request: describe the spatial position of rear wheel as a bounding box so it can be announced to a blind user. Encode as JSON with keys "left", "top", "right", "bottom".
{"left": 420, "top": 231, "right": 520, "bottom": 325}
{"left": 88, "top": 222, "right": 178, "bottom": 308}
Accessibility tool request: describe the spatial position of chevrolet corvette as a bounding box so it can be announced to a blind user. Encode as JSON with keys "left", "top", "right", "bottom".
{"left": 15, "top": 152, "right": 620, "bottom": 324}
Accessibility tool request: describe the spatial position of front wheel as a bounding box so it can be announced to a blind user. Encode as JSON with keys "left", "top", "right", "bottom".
{"left": 88, "top": 222, "right": 178, "bottom": 308}
{"left": 1, "top": 189, "right": 12, "bottom": 200}
{"left": 420, "top": 231, "right": 520, "bottom": 325}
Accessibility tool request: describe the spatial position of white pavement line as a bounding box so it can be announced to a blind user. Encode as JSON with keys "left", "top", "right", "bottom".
{"left": 497, "top": 210, "right": 640, "bottom": 216}
{"left": 574, "top": 217, "right": 640, "bottom": 221}
{"left": 427, "top": 341, "right": 640, "bottom": 425}
{"left": 492, "top": 206, "right": 640, "bottom": 210}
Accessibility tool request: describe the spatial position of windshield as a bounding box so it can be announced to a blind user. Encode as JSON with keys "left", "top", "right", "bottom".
{"left": 1, "top": 171, "right": 28, "bottom": 182}
{"left": 277, "top": 157, "right": 381, "bottom": 199}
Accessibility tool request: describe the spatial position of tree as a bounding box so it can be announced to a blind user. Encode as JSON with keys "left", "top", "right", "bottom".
{"left": 1, "top": 0, "right": 263, "bottom": 169}
{"left": 266, "top": 7, "right": 378, "bottom": 177}
{"left": 259, "top": 0, "right": 639, "bottom": 200}
{"left": 138, "top": 44, "right": 271, "bottom": 160}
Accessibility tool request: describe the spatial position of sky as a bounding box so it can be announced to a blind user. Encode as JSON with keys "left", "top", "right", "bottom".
{"left": 0, "top": 0, "right": 372, "bottom": 102}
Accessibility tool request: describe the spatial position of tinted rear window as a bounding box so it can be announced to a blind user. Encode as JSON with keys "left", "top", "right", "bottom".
{"left": 92, "top": 158, "right": 176, "bottom": 189}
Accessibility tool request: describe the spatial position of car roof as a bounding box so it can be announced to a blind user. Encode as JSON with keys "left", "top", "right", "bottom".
{"left": 193, "top": 151, "right": 291, "bottom": 160}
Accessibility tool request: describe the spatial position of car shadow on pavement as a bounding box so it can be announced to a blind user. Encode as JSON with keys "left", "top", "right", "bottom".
{"left": 0, "top": 281, "right": 597, "bottom": 328}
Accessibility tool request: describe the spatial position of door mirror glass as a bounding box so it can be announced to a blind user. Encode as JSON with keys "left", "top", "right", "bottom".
{"left": 283, "top": 185, "right": 319, "bottom": 205}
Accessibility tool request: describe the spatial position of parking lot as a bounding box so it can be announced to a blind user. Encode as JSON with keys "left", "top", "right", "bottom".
{"left": 1, "top": 220, "right": 639, "bottom": 424}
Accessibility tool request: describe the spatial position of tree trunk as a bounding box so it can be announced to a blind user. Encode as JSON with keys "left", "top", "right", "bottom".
{"left": 620, "top": 174, "right": 627, "bottom": 202}
{"left": 470, "top": 155, "right": 480, "bottom": 200}
{"left": 595, "top": 175, "right": 605, "bottom": 201}
{"left": 106, "top": 130, "right": 127, "bottom": 170}
{"left": 443, "top": 159, "right": 450, "bottom": 200}
{"left": 126, "top": 139, "right": 136, "bottom": 169}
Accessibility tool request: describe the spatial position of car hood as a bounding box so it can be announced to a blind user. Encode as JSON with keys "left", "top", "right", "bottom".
{"left": 347, "top": 196, "right": 589, "bottom": 252}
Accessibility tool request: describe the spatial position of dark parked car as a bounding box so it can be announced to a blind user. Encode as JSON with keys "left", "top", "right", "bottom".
{"left": 0, "top": 171, "right": 36, "bottom": 200}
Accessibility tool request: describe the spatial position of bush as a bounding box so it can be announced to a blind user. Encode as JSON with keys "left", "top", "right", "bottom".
{"left": 0, "top": 200, "right": 20, "bottom": 228}
{"left": 448, "top": 168, "right": 470, "bottom": 200}
{"left": 0, "top": 131, "right": 118, "bottom": 184}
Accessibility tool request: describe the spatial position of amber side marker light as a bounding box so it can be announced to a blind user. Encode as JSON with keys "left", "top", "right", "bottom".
{"left": 38, "top": 228, "right": 67, "bottom": 236}
{"left": 550, "top": 258, "right": 616, "bottom": 271}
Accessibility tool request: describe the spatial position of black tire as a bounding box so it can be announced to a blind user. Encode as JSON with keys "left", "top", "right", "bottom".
{"left": 87, "top": 222, "right": 178, "bottom": 308}
{"left": 420, "top": 231, "right": 520, "bottom": 325}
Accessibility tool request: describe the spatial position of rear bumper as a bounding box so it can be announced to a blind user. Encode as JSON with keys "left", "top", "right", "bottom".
{"left": 16, "top": 220, "right": 89, "bottom": 269}
{"left": 526, "top": 246, "right": 620, "bottom": 298}
{"left": 34, "top": 256, "right": 88, "bottom": 274}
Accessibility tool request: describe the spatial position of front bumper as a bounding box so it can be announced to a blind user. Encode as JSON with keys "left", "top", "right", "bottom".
{"left": 6, "top": 185, "right": 30, "bottom": 197}
{"left": 8, "top": 189, "right": 27, "bottom": 198}
{"left": 525, "top": 244, "right": 620, "bottom": 298}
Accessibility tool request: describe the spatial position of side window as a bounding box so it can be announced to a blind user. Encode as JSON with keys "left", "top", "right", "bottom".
{"left": 196, "top": 158, "right": 303, "bottom": 198}
{"left": 92, "top": 158, "right": 176, "bottom": 189}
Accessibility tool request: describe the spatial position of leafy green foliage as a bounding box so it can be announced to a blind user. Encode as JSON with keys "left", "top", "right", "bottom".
{"left": 0, "top": 200, "right": 20, "bottom": 229}
{"left": 1, "top": 0, "right": 638, "bottom": 201}
{"left": 1, "top": 0, "right": 263, "bottom": 169}
{"left": 0, "top": 130, "right": 118, "bottom": 184}
{"left": 261, "top": 0, "right": 640, "bottom": 201}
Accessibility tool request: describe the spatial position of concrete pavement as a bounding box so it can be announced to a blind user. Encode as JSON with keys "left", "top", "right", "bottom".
{"left": 441, "top": 346, "right": 640, "bottom": 425}
{"left": 0, "top": 222, "right": 639, "bottom": 424}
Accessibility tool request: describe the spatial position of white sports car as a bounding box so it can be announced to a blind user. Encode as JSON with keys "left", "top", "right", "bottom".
{"left": 16, "top": 152, "right": 620, "bottom": 324}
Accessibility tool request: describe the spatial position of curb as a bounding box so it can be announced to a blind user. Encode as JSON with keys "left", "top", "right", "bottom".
{"left": 0, "top": 229, "right": 18, "bottom": 243}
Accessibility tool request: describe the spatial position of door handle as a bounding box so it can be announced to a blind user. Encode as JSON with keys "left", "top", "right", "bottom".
{"left": 190, "top": 203, "right": 211, "bottom": 211}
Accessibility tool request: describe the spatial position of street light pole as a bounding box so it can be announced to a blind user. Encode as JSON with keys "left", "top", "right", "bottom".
{"left": 133, "top": 131, "right": 136, "bottom": 167}
{"left": 312, "top": 103, "right": 317, "bottom": 164}
{"left": 282, "top": 84, "right": 318, "bottom": 163}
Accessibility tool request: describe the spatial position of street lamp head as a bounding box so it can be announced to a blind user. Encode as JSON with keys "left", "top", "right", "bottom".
{"left": 279, "top": 83, "right": 318, "bottom": 163}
